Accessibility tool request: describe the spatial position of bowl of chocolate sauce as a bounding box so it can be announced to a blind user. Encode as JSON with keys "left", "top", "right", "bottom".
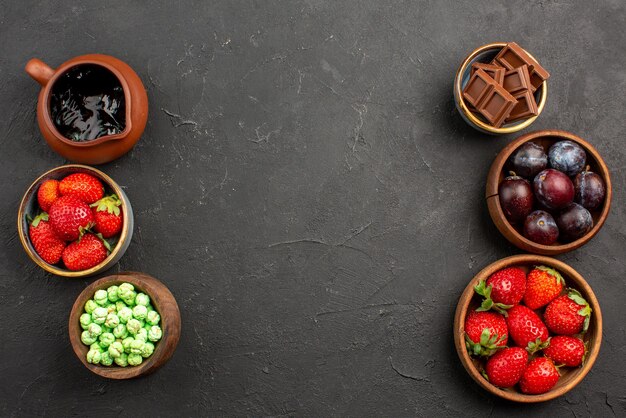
{"left": 26, "top": 54, "right": 148, "bottom": 164}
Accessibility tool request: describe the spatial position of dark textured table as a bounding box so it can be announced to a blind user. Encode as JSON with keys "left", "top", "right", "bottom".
{"left": 1, "top": 1, "right": 625, "bottom": 416}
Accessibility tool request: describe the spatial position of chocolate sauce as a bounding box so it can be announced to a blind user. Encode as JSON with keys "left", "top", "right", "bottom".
{"left": 49, "top": 64, "right": 126, "bottom": 141}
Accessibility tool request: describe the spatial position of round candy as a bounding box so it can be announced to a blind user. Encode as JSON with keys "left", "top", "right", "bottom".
{"left": 84, "top": 300, "right": 98, "bottom": 314}
{"left": 90, "top": 343, "right": 103, "bottom": 352}
{"left": 122, "top": 337, "right": 134, "bottom": 354}
{"left": 105, "top": 303, "right": 117, "bottom": 314}
{"left": 127, "top": 353, "right": 143, "bottom": 366}
{"left": 108, "top": 341, "right": 124, "bottom": 358}
{"left": 80, "top": 313, "right": 92, "bottom": 330}
{"left": 135, "top": 328, "right": 148, "bottom": 342}
{"left": 100, "top": 351, "right": 114, "bottom": 366}
{"left": 135, "top": 293, "right": 150, "bottom": 306}
{"left": 115, "top": 301, "right": 127, "bottom": 312}
{"left": 127, "top": 319, "right": 142, "bottom": 335}
{"left": 81, "top": 330, "right": 97, "bottom": 345}
{"left": 92, "top": 307, "right": 108, "bottom": 325}
{"left": 118, "top": 307, "right": 133, "bottom": 324}
{"left": 99, "top": 332, "right": 115, "bottom": 348}
{"left": 148, "top": 326, "right": 162, "bottom": 342}
{"left": 113, "top": 324, "right": 128, "bottom": 339}
{"left": 141, "top": 342, "right": 155, "bottom": 358}
{"left": 87, "top": 349, "right": 102, "bottom": 364}
{"left": 146, "top": 310, "right": 160, "bottom": 326}
{"left": 132, "top": 305, "right": 148, "bottom": 320}
{"left": 94, "top": 289, "right": 108, "bottom": 306}
{"left": 129, "top": 339, "right": 145, "bottom": 354}
{"left": 87, "top": 323, "right": 102, "bottom": 337}
{"left": 105, "top": 313, "right": 120, "bottom": 329}
{"left": 107, "top": 285, "right": 120, "bottom": 302}
{"left": 114, "top": 352, "right": 129, "bottom": 367}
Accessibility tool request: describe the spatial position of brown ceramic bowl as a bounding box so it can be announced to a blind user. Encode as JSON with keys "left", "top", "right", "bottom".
{"left": 454, "top": 255, "right": 602, "bottom": 402}
{"left": 487, "top": 130, "right": 611, "bottom": 255}
{"left": 69, "top": 272, "right": 181, "bottom": 379}
{"left": 17, "top": 164, "right": 134, "bottom": 277}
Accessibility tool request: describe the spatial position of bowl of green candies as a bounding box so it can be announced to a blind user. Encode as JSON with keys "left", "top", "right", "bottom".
{"left": 69, "top": 272, "right": 181, "bottom": 379}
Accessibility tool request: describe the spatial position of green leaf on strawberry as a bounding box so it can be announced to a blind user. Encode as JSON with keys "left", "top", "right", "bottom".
{"left": 536, "top": 265, "right": 565, "bottom": 286}
{"left": 527, "top": 337, "right": 550, "bottom": 355}
{"left": 473, "top": 280, "right": 513, "bottom": 316}
{"left": 31, "top": 212, "right": 49, "bottom": 228}
{"left": 465, "top": 329, "right": 506, "bottom": 357}
{"left": 91, "top": 194, "right": 121, "bottom": 216}
{"left": 567, "top": 288, "right": 592, "bottom": 333}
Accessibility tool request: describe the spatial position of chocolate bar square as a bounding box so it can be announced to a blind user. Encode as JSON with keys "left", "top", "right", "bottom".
{"left": 493, "top": 42, "right": 550, "bottom": 91}
{"left": 505, "top": 90, "right": 539, "bottom": 123}
{"left": 477, "top": 86, "right": 517, "bottom": 128}
{"left": 503, "top": 65, "right": 532, "bottom": 95}
{"left": 471, "top": 62, "right": 505, "bottom": 85}
{"left": 462, "top": 69, "right": 494, "bottom": 108}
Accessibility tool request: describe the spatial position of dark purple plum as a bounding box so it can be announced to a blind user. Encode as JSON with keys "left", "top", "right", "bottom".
{"left": 574, "top": 169, "right": 605, "bottom": 210}
{"left": 548, "top": 140, "right": 587, "bottom": 177}
{"left": 499, "top": 174, "right": 534, "bottom": 223}
{"left": 508, "top": 142, "right": 548, "bottom": 178}
{"left": 556, "top": 203, "right": 593, "bottom": 242}
{"left": 523, "top": 210, "right": 559, "bottom": 245}
{"left": 533, "top": 169, "right": 574, "bottom": 210}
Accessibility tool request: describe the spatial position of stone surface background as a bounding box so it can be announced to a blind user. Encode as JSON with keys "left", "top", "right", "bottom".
{"left": 1, "top": 1, "right": 625, "bottom": 416}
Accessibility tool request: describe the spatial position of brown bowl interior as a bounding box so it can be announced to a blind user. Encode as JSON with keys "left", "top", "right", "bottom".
{"left": 486, "top": 130, "right": 612, "bottom": 255}
{"left": 454, "top": 254, "right": 602, "bottom": 403}
{"left": 68, "top": 272, "right": 181, "bottom": 379}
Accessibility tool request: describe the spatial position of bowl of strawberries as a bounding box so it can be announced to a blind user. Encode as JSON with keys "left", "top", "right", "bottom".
{"left": 18, "top": 164, "right": 133, "bottom": 277}
{"left": 454, "top": 254, "right": 602, "bottom": 402}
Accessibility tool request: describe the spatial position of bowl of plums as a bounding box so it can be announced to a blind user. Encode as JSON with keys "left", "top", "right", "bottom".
{"left": 454, "top": 254, "right": 602, "bottom": 402}
{"left": 17, "top": 164, "right": 133, "bottom": 277}
{"left": 486, "top": 130, "right": 611, "bottom": 255}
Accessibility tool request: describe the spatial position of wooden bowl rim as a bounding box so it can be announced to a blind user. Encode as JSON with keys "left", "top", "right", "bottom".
{"left": 453, "top": 254, "right": 602, "bottom": 403}
{"left": 486, "top": 130, "right": 612, "bottom": 255}
{"left": 68, "top": 272, "right": 181, "bottom": 379}
{"left": 17, "top": 164, "right": 131, "bottom": 277}
{"left": 454, "top": 42, "right": 547, "bottom": 134}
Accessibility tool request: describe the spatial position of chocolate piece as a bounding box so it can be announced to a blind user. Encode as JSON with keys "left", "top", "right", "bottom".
{"left": 477, "top": 86, "right": 517, "bottom": 128}
{"left": 471, "top": 62, "right": 505, "bottom": 85}
{"left": 505, "top": 90, "right": 539, "bottom": 123}
{"left": 462, "top": 69, "right": 494, "bottom": 108}
{"left": 493, "top": 42, "right": 550, "bottom": 91}
{"left": 503, "top": 65, "right": 532, "bottom": 95}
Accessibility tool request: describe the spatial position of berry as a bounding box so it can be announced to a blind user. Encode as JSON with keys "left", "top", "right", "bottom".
{"left": 533, "top": 169, "right": 574, "bottom": 211}
{"left": 91, "top": 195, "right": 123, "bottom": 238}
{"left": 544, "top": 290, "right": 592, "bottom": 335}
{"left": 574, "top": 169, "right": 605, "bottom": 210}
{"left": 548, "top": 140, "right": 587, "bottom": 177}
{"left": 523, "top": 210, "right": 559, "bottom": 245}
{"left": 519, "top": 357, "right": 560, "bottom": 395}
{"left": 37, "top": 179, "right": 60, "bottom": 212}
{"left": 506, "top": 305, "right": 549, "bottom": 352}
{"left": 464, "top": 311, "right": 508, "bottom": 357}
{"left": 62, "top": 233, "right": 110, "bottom": 271}
{"left": 507, "top": 142, "right": 548, "bottom": 179}
{"left": 28, "top": 213, "right": 66, "bottom": 264}
{"left": 523, "top": 266, "right": 565, "bottom": 310}
{"left": 474, "top": 267, "right": 526, "bottom": 314}
{"left": 485, "top": 347, "right": 528, "bottom": 388}
{"left": 544, "top": 336, "right": 586, "bottom": 367}
{"left": 59, "top": 173, "right": 104, "bottom": 204}
{"left": 556, "top": 203, "right": 593, "bottom": 243}
{"left": 48, "top": 195, "right": 95, "bottom": 241}
{"left": 499, "top": 174, "right": 534, "bottom": 223}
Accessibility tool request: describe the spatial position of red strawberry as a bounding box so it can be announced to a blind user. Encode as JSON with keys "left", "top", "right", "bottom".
{"left": 485, "top": 347, "right": 528, "bottom": 388}
{"left": 523, "top": 266, "right": 565, "bottom": 309}
{"left": 544, "top": 336, "right": 586, "bottom": 367}
{"left": 28, "top": 213, "right": 66, "bottom": 264}
{"left": 474, "top": 267, "right": 526, "bottom": 314}
{"left": 506, "top": 305, "right": 549, "bottom": 352}
{"left": 49, "top": 195, "right": 95, "bottom": 241}
{"left": 519, "top": 357, "right": 560, "bottom": 395}
{"left": 544, "top": 289, "right": 592, "bottom": 335}
{"left": 59, "top": 173, "right": 104, "bottom": 204}
{"left": 37, "top": 179, "right": 60, "bottom": 212}
{"left": 62, "top": 233, "right": 110, "bottom": 271}
{"left": 464, "top": 311, "right": 508, "bottom": 357}
{"left": 91, "top": 194, "right": 123, "bottom": 238}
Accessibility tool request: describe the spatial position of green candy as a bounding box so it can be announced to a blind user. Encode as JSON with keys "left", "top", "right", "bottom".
{"left": 94, "top": 289, "right": 108, "bottom": 306}
{"left": 87, "top": 323, "right": 102, "bottom": 337}
{"left": 105, "top": 313, "right": 120, "bottom": 329}
{"left": 90, "top": 343, "right": 103, "bottom": 352}
{"left": 105, "top": 303, "right": 117, "bottom": 314}
{"left": 107, "top": 285, "right": 120, "bottom": 302}
{"left": 113, "top": 324, "right": 128, "bottom": 339}
{"left": 86, "top": 349, "right": 102, "bottom": 364}
{"left": 92, "top": 307, "right": 108, "bottom": 325}
{"left": 127, "top": 353, "right": 143, "bottom": 366}
{"left": 99, "top": 332, "right": 115, "bottom": 348}
{"left": 108, "top": 341, "right": 124, "bottom": 358}
{"left": 135, "top": 328, "right": 148, "bottom": 342}
{"left": 84, "top": 300, "right": 98, "bottom": 314}
{"left": 132, "top": 305, "right": 148, "bottom": 320}
{"left": 122, "top": 337, "right": 134, "bottom": 354}
{"left": 135, "top": 293, "right": 150, "bottom": 307}
{"left": 122, "top": 291, "right": 137, "bottom": 306}
{"left": 141, "top": 341, "right": 155, "bottom": 358}
{"left": 126, "top": 318, "right": 142, "bottom": 335}
{"left": 118, "top": 307, "right": 133, "bottom": 324}
{"left": 100, "top": 351, "right": 114, "bottom": 366}
{"left": 79, "top": 313, "right": 92, "bottom": 330}
{"left": 146, "top": 310, "right": 160, "bottom": 325}
{"left": 115, "top": 301, "right": 127, "bottom": 312}
{"left": 81, "top": 330, "right": 97, "bottom": 345}
{"left": 114, "top": 352, "right": 128, "bottom": 367}
{"left": 118, "top": 283, "right": 136, "bottom": 305}
{"left": 148, "top": 325, "right": 162, "bottom": 342}
{"left": 129, "top": 339, "right": 145, "bottom": 354}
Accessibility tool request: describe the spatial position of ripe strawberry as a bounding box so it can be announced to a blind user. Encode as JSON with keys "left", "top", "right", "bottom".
{"left": 37, "top": 179, "right": 60, "bottom": 212}
{"left": 506, "top": 305, "right": 549, "bottom": 352}
{"left": 544, "top": 336, "right": 586, "bottom": 367}
{"left": 28, "top": 213, "right": 66, "bottom": 264}
{"left": 523, "top": 266, "right": 565, "bottom": 309}
{"left": 474, "top": 267, "right": 526, "bottom": 314}
{"left": 519, "top": 357, "right": 560, "bottom": 394}
{"left": 62, "top": 233, "right": 110, "bottom": 271}
{"left": 59, "top": 173, "right": 104, "bottom": 204}
{"left": 464, "top": 311, "right": 508, "bottom": 357}
{"left": 49, "top": 195, "right": 95, "bottom": 241}
{"left": 544, "top": 290, "right": 592, "bottom": 335}
{"left": 485, "top": 347, "right": 528, "bottom": 388}
{"left": 91, "top": 194, "right": 123, "bottom": 238}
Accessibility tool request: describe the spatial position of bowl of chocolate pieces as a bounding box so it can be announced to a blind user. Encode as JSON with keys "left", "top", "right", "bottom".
{"left": 454, "top": 42, "right": 549, "bottom": 135}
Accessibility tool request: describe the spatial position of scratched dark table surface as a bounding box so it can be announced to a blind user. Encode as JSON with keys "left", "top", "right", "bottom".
{"left": 1, "top": 1, "right": 625, "bottom": 417}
